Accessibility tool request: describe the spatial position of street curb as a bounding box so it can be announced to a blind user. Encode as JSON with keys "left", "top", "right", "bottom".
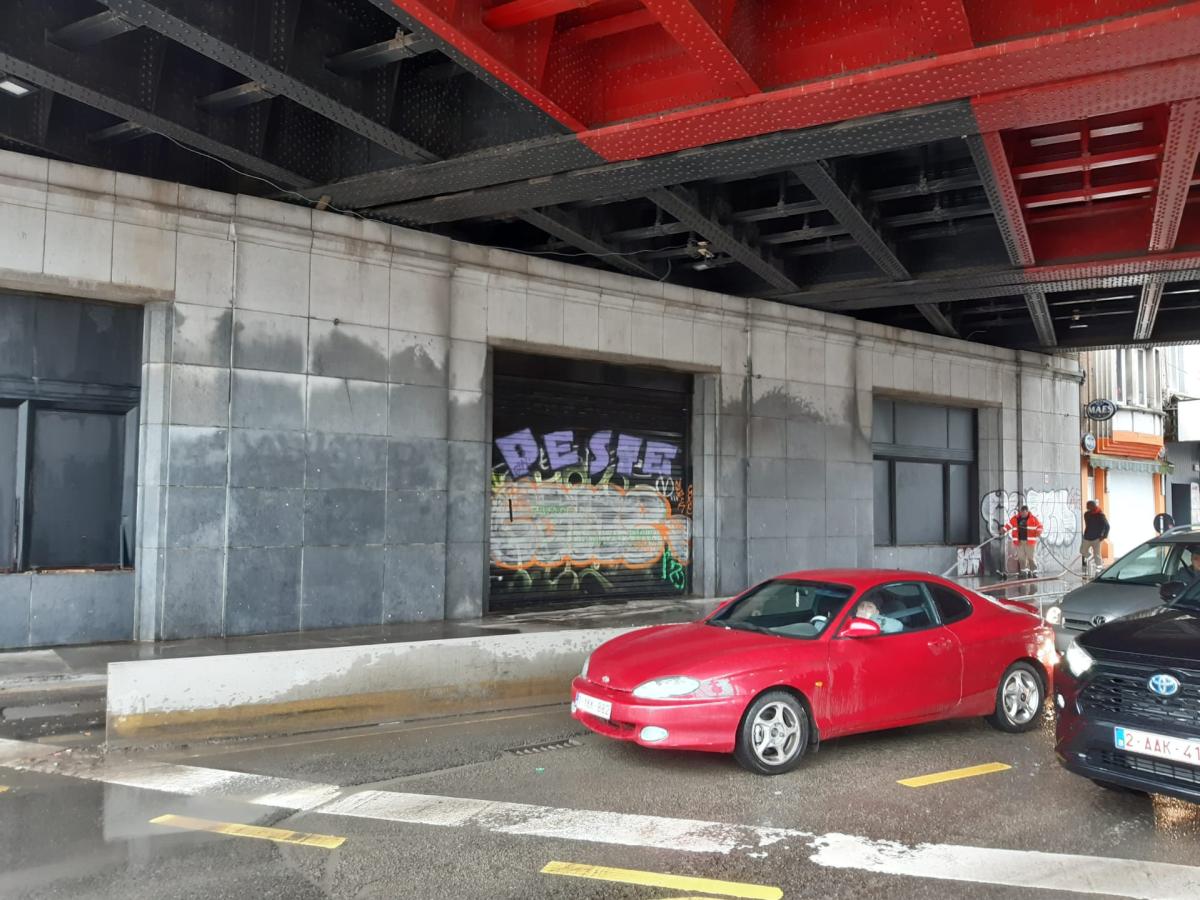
{"left": 105, "top": 626, "right": 640, "bottom": 747}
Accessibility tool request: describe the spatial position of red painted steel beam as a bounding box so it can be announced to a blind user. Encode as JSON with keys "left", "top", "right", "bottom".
{"left": 1149, "top": 99, "right": 1200, "bottom": 252}
{"left": 484, "top": 0, "right": 593, "bottom": 30}
{"left": 558, "top": 9, "right": 658, "bottom": 45}
{"left": 1011, "top": 146, "right": 1163, "bottom": 180}
{"left": 637, "top": 0, "right": 757, "bottom": 97}
{"left": 1021, "top": 178, "right": 1157, "bottom": 209}
{"left": 919, "top": 0, "right": 974, "bottom": 54}
{"left": 580, "top": 3, "right": 1200, "bottom": 159}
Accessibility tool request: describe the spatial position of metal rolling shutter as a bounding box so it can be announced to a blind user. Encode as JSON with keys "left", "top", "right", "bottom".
{"left": 489, "top": 353, "right": 693, "bottom": 608}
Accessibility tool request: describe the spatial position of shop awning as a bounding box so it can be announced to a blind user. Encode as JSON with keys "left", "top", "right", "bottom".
{"left": 1088, "top": 454, "right": 1173, "bottom": 475}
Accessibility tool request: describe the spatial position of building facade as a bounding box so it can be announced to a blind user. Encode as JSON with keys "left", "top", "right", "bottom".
{"left": 0, "top": 150, "right": 1082, "bottom": 649}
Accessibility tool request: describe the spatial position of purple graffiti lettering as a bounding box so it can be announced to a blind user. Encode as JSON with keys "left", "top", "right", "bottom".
{"left": 543, "top": 430, "right": 579, "bottom": 471}
{"left": 642, "top": 441, "right": 679, "bottom": 476}
{"left": 495, "top": 428, "right": 539, "bottom": 478}
{"left": 588, "top": 430, "right": 613, "bottom": 476}
{"left": 615, "top": 433, "right": 643, "bottom": 477}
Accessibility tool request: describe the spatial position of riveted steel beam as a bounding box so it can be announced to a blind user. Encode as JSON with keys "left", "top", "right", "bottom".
{"left": 196, "top": 82, "right": 275, "bottom": 113}
{"left": 98, "top": 0, "right": 436, "bottom": 162}
{"left": 326, "top": 33, "right": 433, "bottom": 75}
{"left": 0, "top": 33, "right": 312, "bottom": 188}
{"left": 1150, "top": 99, "right": 1200, "bottom": 252}
{"left": 47, "top": 11, "right": 138, "bottom": 50}
{"left": 1022, "top": 289, "right": 1057, "bottom": 347}
{"left": 646, "top": 186, "right": 799, "bottom": 292}
{"left": 364, "top": 102, "right": 977, "bottom": 221}
{"left": 1133, "top": 275, "right": 1167, "bottom": 342}
{"left": 88, "top": 121, "right": 152, "bottom": 144}
{"left": 638, "top": 0, "right": 758, "bottom": 98}
{"left": 914, "top": 303, "right": 959, "bottom": 338}
{"left": 966, "top": 132, "right": 1035, "bottom": 267}
{"left": 517, "top": 208, "right": 660, "bottom": 279}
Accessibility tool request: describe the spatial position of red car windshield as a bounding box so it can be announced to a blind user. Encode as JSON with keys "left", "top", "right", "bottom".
{"left": 709, "top": 580, "right": 855, "bottom": 639}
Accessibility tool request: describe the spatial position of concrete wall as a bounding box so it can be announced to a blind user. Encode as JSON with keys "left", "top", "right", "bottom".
{"left": 0, "top": 572, "right": 134, "bottom": 649}
{"left": 0, "top": 148, "right": 1083, "bottom": 643}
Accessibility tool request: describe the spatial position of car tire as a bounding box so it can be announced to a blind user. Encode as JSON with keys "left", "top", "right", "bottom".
{"left": 986, "top": 662, "right": 1045, "bottom": 733}
{"left": 734, "top": 690, "right": 809, "bottom": 776}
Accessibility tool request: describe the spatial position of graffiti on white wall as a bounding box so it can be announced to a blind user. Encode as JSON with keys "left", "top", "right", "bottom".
{"left": 979, "top": 488, "right": 1082, "bottom": 569}
{"left": 956, "top": 546, "right": 982, "bottom": 577}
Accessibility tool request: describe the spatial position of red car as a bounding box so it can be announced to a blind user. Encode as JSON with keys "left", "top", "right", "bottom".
{"left": 571, "top": 569, "right": 1058, "bottom": 774}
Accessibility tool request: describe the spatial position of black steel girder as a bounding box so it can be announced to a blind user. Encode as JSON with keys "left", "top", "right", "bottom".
{"left": 327, "top": 32, "right": 434, "bottom": 75}
{"left": 0, "top": 2, "right": 313, "bottom": 188}
{"left": 330, "top": 102, "right": 978, "bottom": 216}
{"left": 646, "top": 186, "right": 799, "bottom": 293}
{"left": 47, "top": 10, "right": 139, "bottom": 51}
{"left": 517, "top": 208, "right": 660, "bottom": 280}
{"left": 98, "top": 0, "right": 437, "bottom": 162}
{"left": 1133, "top": 275, "right": 1167, "bottom": 342}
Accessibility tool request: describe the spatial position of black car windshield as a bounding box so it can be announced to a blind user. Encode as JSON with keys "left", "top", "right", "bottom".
{"left": 1096, "top": 541, "right": 1181, "bottom": 585}
{"left": 709, "top": 580, "right": 855, "bottom": 639}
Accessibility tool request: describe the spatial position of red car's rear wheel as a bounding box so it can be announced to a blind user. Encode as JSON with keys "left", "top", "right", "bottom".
{"left": 734, "top": 690, "right": 809, "bottom": 775}
{"left": 987, "top": 662, "right": 1045, "bottom": 733}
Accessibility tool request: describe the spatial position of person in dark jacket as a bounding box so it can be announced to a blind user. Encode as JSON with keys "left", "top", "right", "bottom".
{"left": 1080, "top": 500, "right": 1110, "bottom": 573}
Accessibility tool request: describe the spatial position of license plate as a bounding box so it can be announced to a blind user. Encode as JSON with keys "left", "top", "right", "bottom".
{"left": 1115, "top": 726, "right": 1200, "bottom": 767}
{"left": 575, "top": 692, "right": 612, "bottom": 721}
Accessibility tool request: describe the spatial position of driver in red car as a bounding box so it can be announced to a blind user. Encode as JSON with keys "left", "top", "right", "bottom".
{"left": 855, "top": 599, "right": 902, "bottom": 634}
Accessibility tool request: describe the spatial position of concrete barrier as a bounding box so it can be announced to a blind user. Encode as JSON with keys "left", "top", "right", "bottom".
{"left": 105, "top": 626, "right": 635, "bottom": 746}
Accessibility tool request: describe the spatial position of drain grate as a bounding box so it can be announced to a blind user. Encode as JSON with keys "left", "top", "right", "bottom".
{"left": 504, "top": 738, "right": 580, "bottom": 756}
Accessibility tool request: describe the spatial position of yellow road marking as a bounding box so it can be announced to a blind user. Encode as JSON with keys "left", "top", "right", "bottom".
{"left": 541, "top": 861, "right": 782, "bottom": 899}
{"left": 150, "top": 814, "right": 345, "bottom": 849}
{"left": 0, "top": 785, "right": 8, "bottom": 793}
{"left": 899, "top": 762, "right": 1012, "bottom": 788}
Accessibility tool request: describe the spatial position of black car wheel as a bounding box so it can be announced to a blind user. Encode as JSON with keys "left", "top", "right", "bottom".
{"left": 734, "top": 690, "right": 809, "bottom": 776}
{"left": 986, "top": 662, "right": 1045, "bottom": 733}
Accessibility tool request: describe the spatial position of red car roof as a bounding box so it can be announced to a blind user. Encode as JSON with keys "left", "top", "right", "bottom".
{"left": 771, "top": 568, "right": 958, "bottom": 590}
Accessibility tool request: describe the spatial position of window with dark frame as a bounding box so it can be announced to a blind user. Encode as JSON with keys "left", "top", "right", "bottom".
{"left": 0, "top": 293, "right": 141, "bottom": 573}
{"left": 872, "top": 398, "right": 977, "bottom": 548}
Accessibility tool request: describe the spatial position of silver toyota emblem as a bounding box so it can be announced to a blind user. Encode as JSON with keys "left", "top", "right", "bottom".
{"left": 1091, "top": 615, "right": 1107, "bottom": 627}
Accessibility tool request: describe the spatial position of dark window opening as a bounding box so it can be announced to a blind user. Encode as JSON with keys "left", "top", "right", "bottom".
{"left": 873, "top": 398, "right": 977, "bottom": 547}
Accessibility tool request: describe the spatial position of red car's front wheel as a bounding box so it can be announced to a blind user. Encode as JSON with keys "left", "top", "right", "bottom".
{"left": 734, "top": 691, "right": 810, "bottom": 775}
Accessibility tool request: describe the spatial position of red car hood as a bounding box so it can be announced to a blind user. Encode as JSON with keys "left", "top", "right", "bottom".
{"left": 586, "top": 622, "right": 798, "bottom": 692}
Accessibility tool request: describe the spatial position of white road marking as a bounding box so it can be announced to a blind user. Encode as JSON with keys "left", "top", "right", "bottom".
{"left": 2, "top": 738, "right": 1199, "bottom": 898}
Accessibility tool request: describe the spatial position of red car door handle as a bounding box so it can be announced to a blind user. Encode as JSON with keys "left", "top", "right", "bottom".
{"left": 929, "top": 638, "right": 954, "bottom": 652}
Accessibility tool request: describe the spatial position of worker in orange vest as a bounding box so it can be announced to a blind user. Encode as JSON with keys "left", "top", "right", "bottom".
{"left": 1005, "top": 505, "right": 1043, "bottom": 577}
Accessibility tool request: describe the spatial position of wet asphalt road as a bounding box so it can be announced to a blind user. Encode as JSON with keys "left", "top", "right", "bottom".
{"left": 2, "top": 705, "right": 1200, "bottom": 900}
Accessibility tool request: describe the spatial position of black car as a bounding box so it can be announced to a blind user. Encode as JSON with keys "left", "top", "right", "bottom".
{"left": 1055, "top": 578, "right": 1200, "bottom": 803}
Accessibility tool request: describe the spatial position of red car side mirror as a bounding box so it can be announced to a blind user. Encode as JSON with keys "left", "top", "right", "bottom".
{"left": 837, "top": 617, "right": 883, "bottom": 639}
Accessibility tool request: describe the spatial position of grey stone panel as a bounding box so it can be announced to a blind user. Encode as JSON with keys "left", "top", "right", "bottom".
{"left": 134, "top": 549, "right": 165, "bottom": 642}
{"left": 786, "top": 420, "right": 827, "bottom": 460}
{"left": 230, "top": 370, "right": 306, "bottom": 430}
{"left": 306, "top": 433, "right": 388, "bottom": 491}
{"left": 447, "top": 490, "right": 487, "bottom": 543}
{"left": 786, "top": 459, "right": 827, "bottom": 499}
{"left": 447, "top": 440, "right": 488, "bottom": 490}
{"left": 387, "top": 438, "right": 448, "bottom": 491}
{"left": 389, "top": 331, "right": 448, "bottom": 387}
{"left": 749, "top": 417, "right": 785, "bottom": 459}
{"left": 172, "top": 303, "right": 232, "bottom": 368}
{"left": 825, "top": 536, "right": 861, "bottom": 568}
{"left": 168, "top": 365, "right": 230, "bottom": 427}
{"left": 303, "top": 489, "right": 385, "bottom": 546}
{"left": 786, "top": 538, "right": 828, "bottom": 570}
{"left": 448, "top": 390, "right": 486, "bottom": 442}
{"left": 140, "top": 421, "right": 168, "bottom": 487}
{"left": 307, "top": 378, "right": 387, "bottom": 435}
{"left": 309, "top": 320, "right": 388, "bottom": 383}
{"left": 301, "top": 545, "right": 384, "bottom": 629}
{"left": 718, "top": 415, "right": 746, "bottom": 456}
{"left": 167, "top": 426, "right": 228, "bottom": 487}
{"left": 747, "top": 498, "right": 787, "bottom": 540}
{"left": 747, "top": 458, "right": 786, "bottom": 498}
{"left": 162, "top": 549, "right": 225, "bottom": 639}
{"left": 142, "top": 302, "right": 172, "bottom": 366}
{"left": 826, "top": 461, "right": 872, "bottom": 500}
{"left": 750, "top": 381, "right": 791, "bottom": 418}
{"left": 747, "top": 538, "right": 789, "bottom": 583}
{"left": 388, "top": 383, "right": 448, "bottom": 440}
{"left": 826, "top": 499, "right": 857, "bottom": 537}
{"left": 233, "top": 309, "right": 308, "bottom": 374}
{"left": 384, "top": 543, "right": 447, "bottom": 622}
{"left": 230, "top": 429, "right": 306, "bottom": 489}
{"left": 0, "top": 574, "right": 32, "bottom": 648}
{"left": 787, "top": 499, "right": 828, "bottom": 539}
{"left": 445, "top": 541, "right": 484, "bottom": 619}
{"left": 29, "top": 572, "right": 134, "bottom": 646}
{"left": 229, "top": 488, "right": 304, "bottom": 548}
{"left": 225, "top": 547, "right": 301, "bottom": 635}
{"left": 717, "top": 457, "right": 745, "bottom": 498}
{"left": 717, "top": 497, "right": 747, "bottom": 541}
{"left": 386, "top": 490, "right": 447, "bottom": 545}
{"left": 717, "top": 539, "right": 747, "bottom": 595}
{"left": 164, "top": 486, "right": 227, "bottom": 549}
